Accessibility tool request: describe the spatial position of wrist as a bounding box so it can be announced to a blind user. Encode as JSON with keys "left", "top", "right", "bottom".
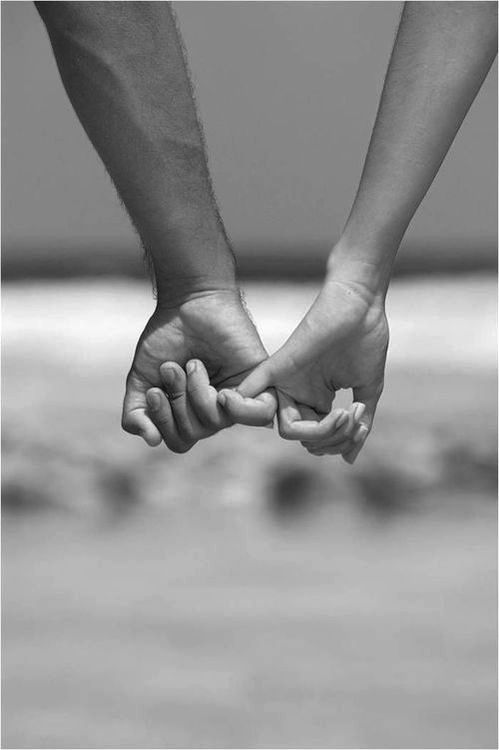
{"left": 154, "top": 273, "right": 239, "bottom": 310}
{"left": 150, "top": 232, "right": 237, "bottom": 307}
{"left": 326, "top": 236, "right": 398, "bottom": 302}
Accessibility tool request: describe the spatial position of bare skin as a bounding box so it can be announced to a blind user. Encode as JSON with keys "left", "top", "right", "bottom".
{"left": 35, "top": 2, "right": 277, "bottom": 449}
{"left": 123, "top": 290, "right": 276, "bottom": 449}
{"left": 219, "top": 278, "right": 387, "bottom": 461}
{"left": 37, "top": 2, "right": 497, "bottom": 461}
{"left": 220, "top": 1, "right": 497, "bottom": 462}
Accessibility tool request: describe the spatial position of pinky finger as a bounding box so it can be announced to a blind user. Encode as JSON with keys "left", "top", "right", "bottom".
{"left": 341, "top": 427, "right": 369, "bottom": 465}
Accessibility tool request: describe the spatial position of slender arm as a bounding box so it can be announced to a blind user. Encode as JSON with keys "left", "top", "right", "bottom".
{"left": 329, "top": 0, "right": 497, "bottom": 296}
{"left": 227, "top": 1, "right": 497, "bottom": 463}
{"left": 35, "top": 1, "right": 235, "bottom": 303}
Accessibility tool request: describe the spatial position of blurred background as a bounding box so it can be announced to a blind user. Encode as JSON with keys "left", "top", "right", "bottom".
{"left": 2, "top": 2, "right": 497, "bottom": 748}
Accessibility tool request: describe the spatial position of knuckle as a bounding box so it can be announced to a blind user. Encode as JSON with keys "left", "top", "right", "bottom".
{"left": 261, "top": 405, "right": 276, "bottom": 423}
{"left": 278, "top": 423, "right": 293, "bottom": 440}
{"left": 186, "top": 381, "right": 204, "bottom": 396}
{"left": 121, "top": 417, "right": 137, "bottom": 435}
{"left": 203, "top": 416, "right": 223, "bottom": 432}
{"left": 194, "top": 409, "right": 221, "bottom": 431}
{"left": 167, "top": 390, "right": 185, "bottom": 403}
{"left": 154, "top": 414, "right": 170, "bottom": 429}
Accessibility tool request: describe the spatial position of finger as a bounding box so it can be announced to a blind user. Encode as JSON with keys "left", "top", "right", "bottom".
{"left": 146, "top": 388, "right": 194, "bottom": 454}
{"left": 122, "top": 371, "right": 163, "bottom": 447}
{"left": 352, "top": 382, "right": 383, "bottom": 432}
{"left": 301, "top": 406, "right": 364, "bottom": 449}
{"left": 306, "top": 439, "right": 352, "bottom": 457}
{"left": 302, "top": 401, "right": 366, "bottom": 450}
{"left": 303, "top": 435, "right": 352, "bottom": 454}
{"left": 160, "top": 362, "right": 204, "bottom": 443}
{"left": 306, "top": 446, "right": 326, "bottom": 457}
{"left": 342, "top": 381, "right": 383, "bottom": 463}
{"left": 300, "top": 411, "right": 347, "bottom": 448}
{"left": 186, "top": 359, "right": 232, "bottom": 432}
{"left": 313, "top": 417, "right": 368, "bottom": 457}
{"left": 299, "top": 404, "right": 326, "bottom": 421}
{"left": 349, "top": 402, "right": 366, "bottom": 432}
{"left": 121, "top": 408, "right": 163, "bottom": 447}
{"left": 235, "top": 360, "right": 274, "bottom": 399}
{"left": 351, "top": 421, "right": 370, "bottom": 445}
{"left": 342, "top": 442, "right": 364, "bottom": 465}
{"left": 277, "top": 392, "right": 345, "bottom": 441}
{"left": 305, "top": 414, "right": 365, "bottom": 456}
{"left": 217, "top": 388, "right": 277, "bottom": 427}
{"left": 303, "top": 403, "right": 366, "bottom": 458}
{"left": 341, "top": 424, "right": 370, "bottom": 464}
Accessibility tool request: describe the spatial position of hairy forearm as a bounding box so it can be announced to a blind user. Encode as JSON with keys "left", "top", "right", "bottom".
{"left": 329, "top": 0, "right": 497, "bottom": 296}
{"left": 35, "top": 1, "right": 235, "bottom": 301}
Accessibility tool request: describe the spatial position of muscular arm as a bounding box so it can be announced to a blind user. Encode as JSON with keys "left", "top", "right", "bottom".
{"left": 35, "top": 1, "right": 235, "bottom": 303}
{"left": 35, "top": 1, "right": 276, "bottom": 448}
{"left": 330, "top": 0, "right": 497, "bottom": 295}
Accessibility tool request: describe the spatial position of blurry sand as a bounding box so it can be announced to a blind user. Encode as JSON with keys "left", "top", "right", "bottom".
{"left": 2, "top": 274, "right": 497, "bottom": 749}
{"left": 2, "top": 274, "right": 496, "bottom": 371}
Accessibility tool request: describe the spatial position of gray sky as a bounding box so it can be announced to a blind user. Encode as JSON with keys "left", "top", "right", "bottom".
{"left": 2, "top": 1, "right": 497, "bottom": 251}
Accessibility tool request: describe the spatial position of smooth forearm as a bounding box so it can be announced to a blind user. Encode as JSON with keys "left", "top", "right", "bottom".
{"left": 329, "top": 1, "right": 497, "bottom": 296}
{"left": 36, "top": 1, "right": 235, "bottom": 300}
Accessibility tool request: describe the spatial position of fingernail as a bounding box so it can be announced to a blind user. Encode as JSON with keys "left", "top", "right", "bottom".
{"left": 336, "top": 411, "right": 348, "bottom": 428}
{"left": 162, "top": 366, "right": 177, "bottom": 388}
{"left": 342, "top": 453, "right": 355, "bottom": 465}
{"left": 353, "top": 403, "right": 366, "bottom": 421}
{"left": 146, "top": 391, "right": 160, "bottom": 411}
{"left": 218, "top": 391, "right": 227, "bottom": 407}
{"left": 186, "top": 360, "right": 197, "bottom": 375}
{"left": 353, "top": 425, "right": 368, "bottom": 444}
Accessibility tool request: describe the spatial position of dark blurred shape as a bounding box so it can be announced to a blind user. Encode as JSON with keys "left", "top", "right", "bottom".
{"left": 267, "top": 464, "right": 329, "bottom": 520}
{"left": 441, "top": 441, "right": 498, "bottom": 494}
{"left": 1, "top": 240, "right": 146, "bottom": 281}
{"left": 98, "top": 464, "right": 142, "bottom": 521}
{"left": 354, "top": 464, "right": 420, "bottom": 520}
{"left": 1, "top": 477, "right": 57, "bottom": 514}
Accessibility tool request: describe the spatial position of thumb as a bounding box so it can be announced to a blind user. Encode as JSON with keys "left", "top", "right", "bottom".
{"left": 122, "top": 372, "right": 163, "bottom": 447}
{"left": 342, "top": 380, "right": 383, "bottom": 465}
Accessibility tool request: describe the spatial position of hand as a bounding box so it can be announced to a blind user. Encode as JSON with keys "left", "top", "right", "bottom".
{"left": 218, "top": 277, "right": 389, "bottom": 463}
{"left": 121, "top": 290, "right": 276, "bottom": 452}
